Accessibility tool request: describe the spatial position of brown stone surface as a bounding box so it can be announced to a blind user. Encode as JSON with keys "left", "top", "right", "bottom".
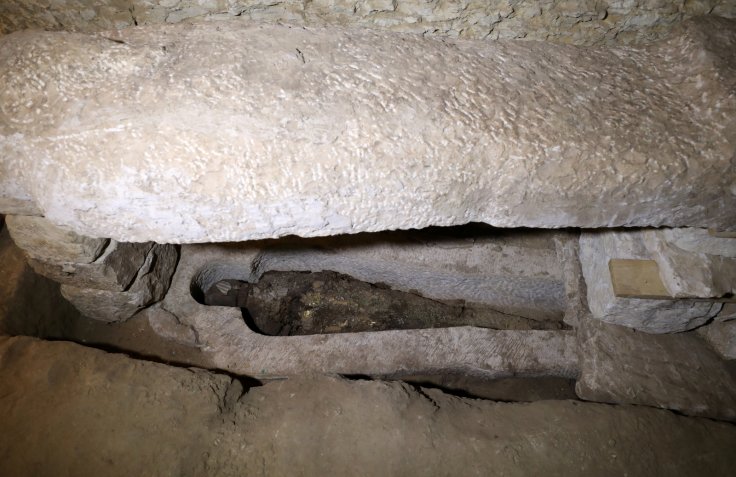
{"left": 0, "top": 225, "right": 83, "bottom": 337}
{"left": 1, "top": 18, "right": 735, "bottom": 243}
{"left": 2, "top": 336, "right": 736, "bottom": 476}
{"left": 576, "top": 317, "right": 736, "bottom": 421}
{"left": 698, "top": 320, "right": 736, "bottom": 360}
{"left": 60, "top": 243, "right": 178, "bottom": 322}
{"left": 0, "top": 336, "right": 231, "bottom": 477}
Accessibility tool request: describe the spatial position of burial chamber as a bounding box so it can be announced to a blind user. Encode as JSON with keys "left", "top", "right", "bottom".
{"left": 1, "top": 13, "right": 736, "bottom": 421}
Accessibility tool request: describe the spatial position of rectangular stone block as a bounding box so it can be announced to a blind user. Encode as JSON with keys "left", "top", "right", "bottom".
{"left": 579, "top": 230, "right": 721, "bottom": 333}
{"left": 576, "top": 317, "right": 736, "bottom": 421}
{"left": 60, "top": 244, "right": 178, "bottom": 322}
{"left": 5, "top": 215, "right": 108, "bottom": 264}
{"left": 27, "top": 241, "right": 152, "bottom": 292}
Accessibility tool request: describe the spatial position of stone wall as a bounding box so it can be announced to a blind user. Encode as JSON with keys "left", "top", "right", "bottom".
{"left": 1, "top": 1, "right": 735, "bottom": 45}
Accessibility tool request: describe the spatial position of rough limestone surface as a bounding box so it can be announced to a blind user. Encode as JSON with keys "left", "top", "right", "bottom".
{"left": 643, "top": 228, "right": 736, "bottom": 298}
{"left": 717, "top": 303, "right": 736, "bottom": 322}
{"left": 1, "top": 0, "right": 735, "bottom": 47}
{"left": 698, "top": 320, "right": 736, "bottom": 360}
{"left": 1, "top": 18, "right": 735, "bottom": 243}
{"left": 2, "top": 336, "right": 736, "bottom": 477}
{"left": 0, "top": 225, "right": 83, "bottom": 336}
{"left": 4, "top": 214, "right": 108, "bottom": 264}
{"left": 579, "top": 230, "right": 722, "bottom": 333}
{"left": 6, "top": 214, "right": 152, "bottom": 291}
{"left": 576, "top": 318, "right": 736, "bottom": 422}
{"left": 144, "top": 304, "right": 198, "bottom": 346}
{"left": 60, "top": 243, "right": 178, "bottom": 322}
{"left": 554, "top": 231, "right": 588, "bottom": 328}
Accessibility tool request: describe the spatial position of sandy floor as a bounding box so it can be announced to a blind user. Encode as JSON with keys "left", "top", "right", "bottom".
{"left": 1, "top": 336, "right": 735, "bottom": 477}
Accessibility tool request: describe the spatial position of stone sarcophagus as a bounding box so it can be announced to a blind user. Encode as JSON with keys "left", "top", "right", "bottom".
{"left": 2, "top": 15, "right": 736, "bottom": 423}
{"left": 1, "top": 16, "right": 735, "bottom": 243}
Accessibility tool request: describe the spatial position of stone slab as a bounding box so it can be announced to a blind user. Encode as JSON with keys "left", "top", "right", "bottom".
{"left": 61, "top": 244, "right": 178, "bottom": 322}
{"left": 27, "top": 241, "right": 152, "bottom": 291}
{"left": 5, "top": 214, "right": 107, "bottom": 264}
{"left": 579, "top": 230, "right": 721, "bottom": 333}
{"left": 698, "top": 320, "right": 736, "bottom": 360}
{"left": 576, "top": 317, "right": 736, "bottom": 421}
{"left": 6, "top": 214, "right": 153, "bottom": 291}
{"left": 644, "top": 228, "right": 736, "bottom": 298}
{"left": 716, "top": 303, "right": 736, "bottom": 322}
{"left": 1, "top": 336, "right": 736, "bottom": 476}
{"left": 1, "top": 18, "right": 735, "bottom": 243}
{"left": 553, "top": 232, "right": 588, "bottom": 328}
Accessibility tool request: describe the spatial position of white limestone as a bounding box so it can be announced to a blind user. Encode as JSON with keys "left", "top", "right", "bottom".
{"left": 1, "top": 18, "right": 735, "bottom": 243}
{"left": 5, "top": 215, "right": 107, "bottom": 265}
{"left": 579, "top": 229, "right": 723, "bottom": 333}
{"left": 645, "top": 228, "right": 736, "bottom": 299}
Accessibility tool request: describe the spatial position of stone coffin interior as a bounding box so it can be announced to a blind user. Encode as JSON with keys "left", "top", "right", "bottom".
{"left": 190, "top": 226, "right": 569, "bottom": 336}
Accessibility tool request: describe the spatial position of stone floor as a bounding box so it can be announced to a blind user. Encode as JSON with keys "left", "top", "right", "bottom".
{"left": 1, "top": 336, "right": 735, "bottom": 477}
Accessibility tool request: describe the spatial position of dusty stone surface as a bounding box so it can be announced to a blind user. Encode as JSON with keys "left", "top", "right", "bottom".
{"left": 4, "top": 214, "right": 108, "bottom": 264}
{"left": 1, "top": 19, "right": 735, "bottom": 243}
{"left": 2, "top": 336, "right": 736, "bottom": 477}
{"left": 0, "top": 336, "right": 232, "bottom": 477}
{"left": 28, "top": 244, "right": 153, "bottom": 291}
{"left": 554, "top": 231, "right": 588, "bottom": 327}
{"left": 644, "top": 228, "right": 736, "bottom": 298}
{"left": 394, "top": 374, "right": 578, "bottom": 402}
{"left": 698, "top": 320, "right": 736, "bottom": 360}
{"left": 6, "top": 215, "right": 154, "bottom": 291}
{"left": 60, "top": 243, "right": 178, "bottom": 322}
{"left": 26, "top": 241, "right": 153, "bottom": 291}
{"left": 0, "top": 224, "right": 212, "bottom": 366}
{"left": 144, "top": 304, "right": 198, "bottom": 346}
{"left": 716, "top": 303, "right": 736, "bottom": 322}
{"left": 576, "top": 318, "right": 736, "bottom": 422}
{"left": 579, "top": 230, "right": 722, "bottom": 333}
{"left": 0, "top": 225, "right": 83, "bottom": 337}
{"left": 1, "top": 0, "right": 734, "bottom": 47}
{"left": 188, "top": 304, "right": 578, "bottom": 379}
